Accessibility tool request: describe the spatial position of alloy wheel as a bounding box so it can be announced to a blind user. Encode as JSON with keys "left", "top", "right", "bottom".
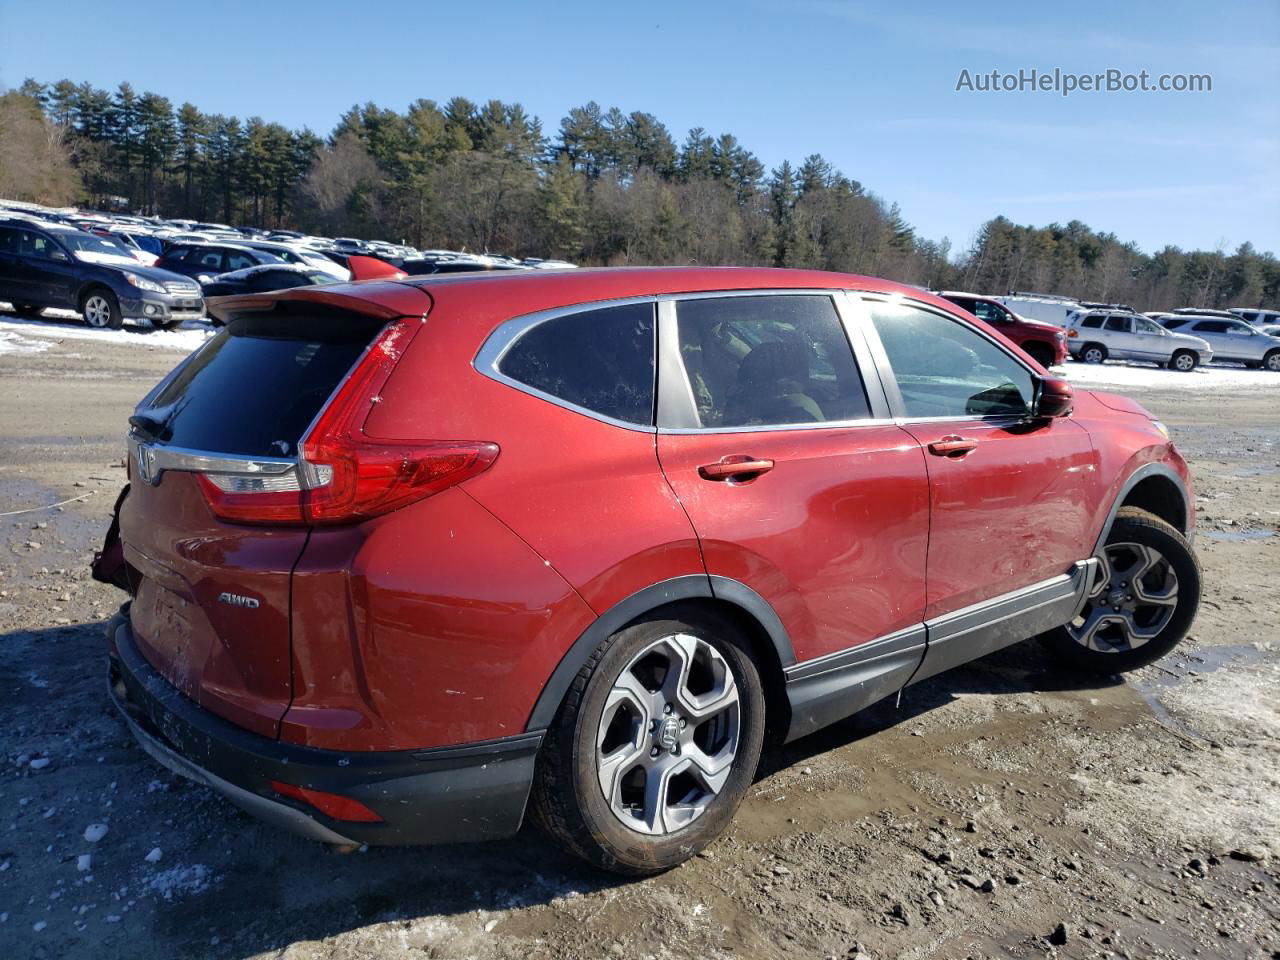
{"left": 1174, "top": 353, "right": 1195, "bottom": 371}
{"left": 596, "top": 633, "right": 740, "bottom": 835}
{"left": 1083, "top": 348, "right": 1104, "bottom": 364}
{"left": 84, "top": 295, "right": 112, "bottom": 327}
{"left": 1067, "top": 542, "right": 1179, "bottom": 652}
{"left": 1266, "top": 353, "right": 1280, "bottom": 372}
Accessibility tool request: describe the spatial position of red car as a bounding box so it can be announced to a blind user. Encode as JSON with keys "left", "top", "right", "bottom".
{"left": 97, "top": 267, "right": 1199, "bottom": 874}
{"left": 935, "top": 291, "right": 1069, "bottom": 368}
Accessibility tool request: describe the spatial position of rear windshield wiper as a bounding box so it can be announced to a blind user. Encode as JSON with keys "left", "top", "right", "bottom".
{"left": 129, "top": 412, "right": 172, "bottom": 443}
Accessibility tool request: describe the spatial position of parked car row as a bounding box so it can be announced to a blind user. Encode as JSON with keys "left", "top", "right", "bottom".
{"left": 933, "top": 288, "right": 1280, "bottom": 374}
{"left": 0, "top": 198, "right": 578, "bottom": 331}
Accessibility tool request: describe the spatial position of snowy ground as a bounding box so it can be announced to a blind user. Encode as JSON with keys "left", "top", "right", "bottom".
{"left": 0, "top": 328, "right": 1277, "bottom": 960}
{"left": 0, "top": 308, "right": 212, "bottom": 357}
{"left": 1059, "top": 359, "right": 1280, "bottom": 391}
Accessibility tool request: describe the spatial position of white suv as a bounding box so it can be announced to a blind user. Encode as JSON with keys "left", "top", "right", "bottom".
{"left": 1161, "top": 315, "right": 1280, "bottom": 371}
{"left": 1067, "top": 311, "right": 1212, "bottom": 371}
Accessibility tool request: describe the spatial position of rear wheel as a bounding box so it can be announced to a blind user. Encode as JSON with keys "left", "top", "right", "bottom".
{"left": 81, "top": 290, "right": 123, "bottom": 329}
{"left": 1040, "top": 507, "right": 1200, "bottom": 674}
{"left": 531, "top": 607, "right": 766, "bottom": 874}
{"left": 1080, "top": 343, "right": 1107, "bottom": 364}
{"left": 1264, "top": 350, "right": 1280, "bottom": 372}
{"left": 1167, "top": 350, "right": 1198, "bottom": 372}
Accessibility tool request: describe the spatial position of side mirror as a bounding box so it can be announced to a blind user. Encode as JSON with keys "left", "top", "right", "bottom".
{"left": 49, "top": 249, "right": 69, "bottom": 262}
{"left": 1036, "top": 377, "right": 1073, "bottom": 418}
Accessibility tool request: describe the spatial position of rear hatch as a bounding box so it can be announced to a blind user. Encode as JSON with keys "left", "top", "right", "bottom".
{"left": 118, "top": 304, "right": 395, "bottom": 738}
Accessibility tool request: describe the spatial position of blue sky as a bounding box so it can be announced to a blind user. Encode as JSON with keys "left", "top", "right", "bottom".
{"left": 2, "top": 0, "right": 1276, "bottom": 256}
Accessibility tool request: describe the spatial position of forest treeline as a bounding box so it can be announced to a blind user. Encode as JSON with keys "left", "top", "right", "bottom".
{"left": 1, "top": 78, "right": 1276, "bottom": 309}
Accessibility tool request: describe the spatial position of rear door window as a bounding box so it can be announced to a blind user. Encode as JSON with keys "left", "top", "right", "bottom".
{"left": 497, "top": 302, "right": 655, "bottom": 425}
{"left": 138, "top": 310, "right": 385, "bottom": 457}
{"left": 225, "top": 250, "right": 257, "bottom": 271}
{"left": 1103, "top": 316, "right": 1132, "bottom": 332}
{"left": 674, "top": 295, "right": 870, "bottom": 428}
{"left": 1080, "top": 314, "right": 1104, "bottom": 328}
{"left": 1192, "top": 321, "right": 1230, "bottom": 334}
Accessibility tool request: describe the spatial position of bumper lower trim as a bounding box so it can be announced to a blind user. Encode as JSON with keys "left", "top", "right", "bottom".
{"left": 108, "top": 611, "right": 544, "bottom": 846}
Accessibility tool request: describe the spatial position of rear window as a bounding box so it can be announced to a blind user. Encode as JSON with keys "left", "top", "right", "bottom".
{"left": 497, "top": 302, "right": 655, "bottom": 425}
{"left": 139, "top": 310, "right": 384, "bottom": 457}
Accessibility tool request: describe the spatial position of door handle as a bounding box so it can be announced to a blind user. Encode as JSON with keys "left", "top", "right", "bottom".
{"left": 698, "top": 456, "right": 775, "bottom": 481}
{"left": 927, "top": 436, "right": 978, "bottom": 457}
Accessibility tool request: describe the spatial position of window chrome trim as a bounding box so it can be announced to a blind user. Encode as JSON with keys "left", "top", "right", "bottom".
{"left": 472, "top": 295, "right": 659, "bottom": 433}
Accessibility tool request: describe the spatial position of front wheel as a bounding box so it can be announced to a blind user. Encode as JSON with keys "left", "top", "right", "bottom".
{"left": 1168, "top": 350, "right": 1198, "bottom": 372}
{"left": 82, "top": 290, "right": 123, "bottom": 329}
{"left": 1039, "top": 507, "right": 1200, "bottom": 674}
{"left": 531, "top": 607, "right": 766, "bottom": 874}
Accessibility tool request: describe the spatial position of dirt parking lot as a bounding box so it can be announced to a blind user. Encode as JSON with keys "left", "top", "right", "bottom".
{"left": 1, "top": 314, "right": 1277, "bottom": 960}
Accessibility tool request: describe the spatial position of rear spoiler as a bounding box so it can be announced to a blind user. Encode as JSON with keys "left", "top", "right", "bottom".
{"left": 205, "top": 281, "right": 432, "bottom": 326}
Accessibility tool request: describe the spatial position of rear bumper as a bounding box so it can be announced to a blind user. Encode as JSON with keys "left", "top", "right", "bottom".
{"left": 107, "top": 610, "right": 542, "bottom": 846}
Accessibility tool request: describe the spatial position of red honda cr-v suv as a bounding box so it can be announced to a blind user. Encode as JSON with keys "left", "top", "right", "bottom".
{"left": 96, "top": 267, "right": 1200, "bottom": 874}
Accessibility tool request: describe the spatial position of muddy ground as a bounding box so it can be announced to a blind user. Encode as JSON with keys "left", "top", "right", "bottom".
{"left": 0, "top": 315, "right": 1277, "bottom": 960}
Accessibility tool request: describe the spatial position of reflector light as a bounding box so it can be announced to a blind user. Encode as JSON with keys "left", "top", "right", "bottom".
{"left": 270, "top": 780, "right": 383, "bottom": 823}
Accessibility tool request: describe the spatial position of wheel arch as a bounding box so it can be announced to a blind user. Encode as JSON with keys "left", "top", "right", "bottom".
{"left": 76, "top": 280, "right": 117, "bottom": 308}
{"left": 525, "top": 575, "right": 794, "bottom": 739}
{"left": 1094, "top": 463, "right": 1190, "bottom": 555}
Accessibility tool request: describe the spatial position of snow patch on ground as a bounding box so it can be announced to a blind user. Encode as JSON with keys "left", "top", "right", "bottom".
{"left": 0, "top": 330, "right": 54, "bottom": 356}
{"left": 1063, "top": 360, "right": 1280, "bottom": 390}
{"left": 145, "top": 863, "right": 216, "bottom": 900}
{"left": 0, "top": 311, "right": 211, "bottom": 354}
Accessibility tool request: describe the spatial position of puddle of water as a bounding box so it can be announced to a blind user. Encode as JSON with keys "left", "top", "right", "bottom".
{"left": 1132, "top": 643, "right": 1262, "bottom": 741}
{"left": 1199, "top": 528, "right": 1276, "bottom": 542}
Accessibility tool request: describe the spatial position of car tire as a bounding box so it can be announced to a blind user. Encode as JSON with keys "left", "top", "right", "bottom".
{"left": 1263, "top": 350, "right": 1280, "bottom": 373}
{"left": 12, "top": 304, "right": 45, "bottom": 317}
{"left": 531, "top": 605, "right": 766, "bottom": 875}
{"left": 1080, "top": 343, "right": 1107, "bottom": 364}
{"left": 1039, "top": 507, "right": 1200, "bottom": 675}
{"left": 1022, "top": 342, "right": 1054, "bottom": 368}
{"left": 81, "top": 289, "right": 123, "bottom": 330}
{"left": 1167, "top": 350, "right": 1198, "bottom": 372}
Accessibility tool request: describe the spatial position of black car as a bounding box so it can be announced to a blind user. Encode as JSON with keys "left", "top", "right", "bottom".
{"left": 154, "top": 243, "right": 284, "bottom": 283}
{"left": 200, "top": 264, "right": 335, "bottom": 309}
{"left": 0, "top": 221, "right": 204, "bottom": 330}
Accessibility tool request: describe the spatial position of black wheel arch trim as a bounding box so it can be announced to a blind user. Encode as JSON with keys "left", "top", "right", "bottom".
{"left": 525, "top": 574, "right": 796, "bottom": 731}
{"left": 1093, "top": 462, "right": 1191, "bottom": 555}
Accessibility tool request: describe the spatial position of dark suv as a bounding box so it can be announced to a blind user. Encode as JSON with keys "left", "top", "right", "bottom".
{"left": 153, "top": 243, "right": 284, "bottom": 283}
{"left": 96, "top": 267, "right": 1201, "bottom": 874}
{"left": 0, "top": 221, "right": 204, "bottom": 330}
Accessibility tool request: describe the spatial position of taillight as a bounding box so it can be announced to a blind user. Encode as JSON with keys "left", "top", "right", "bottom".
{"left": 198, "top": 320, "right": 498, "bottom": 526}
